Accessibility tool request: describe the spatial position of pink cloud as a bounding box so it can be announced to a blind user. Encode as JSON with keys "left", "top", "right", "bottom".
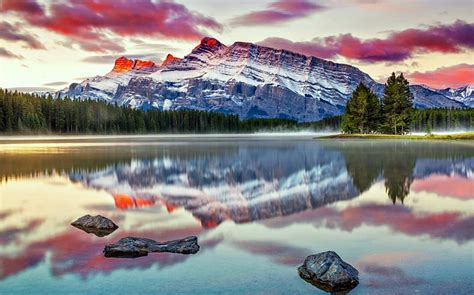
{"left": 232, "top": 0, "right": 325, "bottom": 26}
{"left": 1, "top": 0, "right": 43, "bottom": 14}
{"left": 406, "top": 64, "right": 474, "bottom": 89}
{"left": 1, "top": 0, "right": 223, "bottom": 53}
{"left": 259, "top": 20, "right": 474, "bottom": 63}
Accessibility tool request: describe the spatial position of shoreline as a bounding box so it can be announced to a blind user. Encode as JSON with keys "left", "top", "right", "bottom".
{"left": 317, "top": 132, "right": 474, "bottom": 140}
{"left": 0, "top": 132, "right": 329, "bottom": 145}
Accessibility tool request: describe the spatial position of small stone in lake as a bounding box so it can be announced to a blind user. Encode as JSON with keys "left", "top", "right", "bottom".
{"left": 103, "top": 236, "right": 200, "bottom": 258}
{"left": 71, "top": 214, "right": 118, "bottom": 237}
{"left": 298, "top": 251, "right": 359, "bottom": 293}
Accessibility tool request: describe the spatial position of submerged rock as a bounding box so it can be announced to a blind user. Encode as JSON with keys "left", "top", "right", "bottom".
{"left": 298, "top": 251, "right": 359, "bottom": 293}
{"left": 103, "top": 236, "right": 200, "bottom": 258}
{"left": 71, "top": 214, "right": 118, "bottom": 237}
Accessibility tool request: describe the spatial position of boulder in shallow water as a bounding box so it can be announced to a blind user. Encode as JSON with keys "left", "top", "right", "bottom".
{"left": 298, "top": 251, "right": 359, "bottom": 293}
{"left": 71, "top": 214, "right": 118, "bottom": 237}
{"left": 103, "top": 236, "right": 200, "bottom": 258}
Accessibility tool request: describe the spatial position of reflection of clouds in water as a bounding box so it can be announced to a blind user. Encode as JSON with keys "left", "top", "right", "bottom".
{"left": 46, "top": 179, "right": 70, "bottom": 186}
{"left": 355, "top": 251, "right": 427, "bottom": 289}
{"left": 232, "top": 240, "right": 311, "bottom": 266}
{"left": 261, "top": 204, "right": 474, "bottom": 244}
{"left": 83, "top": 204, "right": 117, "bottom": 212}
{"left": 412, "top": 174, "right": 474, "bottom": 199}
{"left": 0, "top": 219, "right": 44, "bottom": 245}
{"left": 362, "top": 264, "right": 425, "bottom": 288}
{"left": 231, "top": 240, "right": 427, "bottom": 290}
{"left": 0, "top": 219, "right": 219, "bottom": 280}
{"left": 355, "top": 251, "right": 426, "bottom": 266}
{"left": 0, "top": 209, "right": 20, "bottom": 221}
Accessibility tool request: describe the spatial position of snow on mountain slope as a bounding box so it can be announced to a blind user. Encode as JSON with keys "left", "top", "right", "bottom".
{"left": 59, "top": 37, "right": 469, "bottom": 122}
{"left": 409, "top": 85, "right": 467, "bottom": 108}
{"left": 61, "top": 56, "right": 156, "bottom": 102}
{"left": 437, "top": 85, "right": 474, "bottom": 107}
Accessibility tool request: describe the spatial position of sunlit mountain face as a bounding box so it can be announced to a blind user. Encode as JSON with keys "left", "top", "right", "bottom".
{"left": 1, "top": 137, "right": 473, "bottom": 294}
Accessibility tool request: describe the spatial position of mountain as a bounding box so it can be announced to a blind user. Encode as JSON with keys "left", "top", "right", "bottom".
{"left": 409, "top": 85, "right": 468, "bottom": 108}
{"left": 436, "top": 85, "right": 474, "bottom": 107}
{"left": 58, "top": 37, "right": 468, "bottom": 122}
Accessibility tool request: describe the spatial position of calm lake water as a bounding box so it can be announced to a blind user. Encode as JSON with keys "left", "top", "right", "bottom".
{"left": 0, "top": 135, "right": 473, "bottom": 294}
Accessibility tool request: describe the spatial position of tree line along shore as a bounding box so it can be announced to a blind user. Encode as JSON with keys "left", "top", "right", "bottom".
{"left": 0, "top": 85, "right": 473, "bottom": 135}
{"left": 320, "top": 72, "right": 473, "bottom": 139}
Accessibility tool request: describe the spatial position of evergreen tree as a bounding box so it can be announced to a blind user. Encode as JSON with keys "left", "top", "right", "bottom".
{"left": 382, "top": 72, "right": 414, "bottom": 134}
{"left": 341, "top": 83, "right": 380, "bottom": 134}
{"left": 1, "top": 88, "right": 472, "bottom": 134}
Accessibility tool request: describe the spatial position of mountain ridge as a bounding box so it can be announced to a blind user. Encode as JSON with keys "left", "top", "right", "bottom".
{"left": 58, "top": 37, "right": 469, "bottom": 122}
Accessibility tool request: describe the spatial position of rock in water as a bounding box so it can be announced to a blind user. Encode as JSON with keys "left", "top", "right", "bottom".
{"left": 71, "top": 214, "right": 118, "bottom": 237}
{"left": 103, "top": 236, "right": 200, "bottom": 258}
{"left": 298, "top": 251, "right": 359, "bottom": 293}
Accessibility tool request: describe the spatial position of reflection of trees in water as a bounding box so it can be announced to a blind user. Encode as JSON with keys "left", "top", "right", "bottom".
{"left": 344, "top": 147, "right": 384, "bottom": 193}
{"left": 331, "top": 141, "right": 473, "bottom": 204}
{"left": 340, "top": 142, "right": 415, "bottom": 204}
{"left": 383, "top": 155, "right": 415, "bottom": 204}
{"left": 3, "top": 139, "right": 472, "bottom": 206}
{"left": 0, "top": 144, "right": 240, "bottom": 182}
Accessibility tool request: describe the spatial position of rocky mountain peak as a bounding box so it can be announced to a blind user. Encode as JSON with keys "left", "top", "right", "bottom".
{"left": 112, "top": 56, "right": 134, "bottom": 73}
{"left": 161, "top": 54, "right": 182, "bottom": 67}
{"left": 112, "top": 56, "right": 156, "bottom": 73}
{"left": 192, "top": 37, "right": 227, "bottom": 54}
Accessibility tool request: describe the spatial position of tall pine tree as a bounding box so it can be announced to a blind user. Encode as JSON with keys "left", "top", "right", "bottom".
{"left": 382, "top": 72, "right": 414, "bottom": 134}
{"left": 342, "top": 83, "right": 381, "bottom": 134}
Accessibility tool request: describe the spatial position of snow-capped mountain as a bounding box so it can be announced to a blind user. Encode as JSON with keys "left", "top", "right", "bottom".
{"left": 58, "top": 37, "right": 468, "bottom": 122}
{"left": 437, "top": 85, "right": 474, "bottom": 107}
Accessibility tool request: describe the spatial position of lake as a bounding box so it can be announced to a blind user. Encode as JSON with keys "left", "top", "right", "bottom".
{"left": 0, "top": 135, "right": 473, "bottom": 294}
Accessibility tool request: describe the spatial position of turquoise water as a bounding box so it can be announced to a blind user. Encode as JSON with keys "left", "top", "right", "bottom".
{"left": 1, "top": 136, "right": 473, "bottom": 294}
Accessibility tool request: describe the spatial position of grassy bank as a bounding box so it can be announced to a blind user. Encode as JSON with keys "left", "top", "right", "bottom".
{"left": 318, "top": 132, "right": 474, "bottom": 140}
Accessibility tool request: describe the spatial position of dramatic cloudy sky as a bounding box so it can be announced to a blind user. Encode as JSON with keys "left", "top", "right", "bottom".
{"left": 0, "top": 0, "right": 473, "bottom": 91}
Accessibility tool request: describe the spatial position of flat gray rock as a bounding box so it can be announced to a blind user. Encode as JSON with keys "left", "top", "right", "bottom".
{"left": 298, "top": 251, "right": 359, "bottom": 293}
{"left": 103, "top": 236, "right": 200, "bottom": 258}
{"left": 71, "top": 214, "right": 118, "bottom": 237}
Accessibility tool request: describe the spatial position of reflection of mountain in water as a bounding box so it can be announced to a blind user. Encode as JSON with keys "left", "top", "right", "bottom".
{"left": 69, "top": 140, "right": 474, "bottom": 226}
{"left": 414, "top": 158, "right": 474, "bottom": 178}
{"left": 70, "top": 142, "right": 359, "bottom": 227}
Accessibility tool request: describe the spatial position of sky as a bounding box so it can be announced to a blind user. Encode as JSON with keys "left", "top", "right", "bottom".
{"left": 0, "top": 0, "right": 473, "bottom": 91}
